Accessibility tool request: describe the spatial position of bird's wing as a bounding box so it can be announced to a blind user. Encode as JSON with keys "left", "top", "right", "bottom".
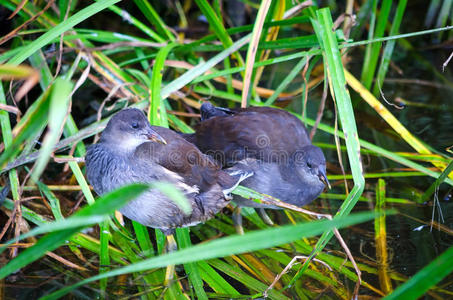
{"left": 135, "top": 126, "right": 223, "bottom": 191}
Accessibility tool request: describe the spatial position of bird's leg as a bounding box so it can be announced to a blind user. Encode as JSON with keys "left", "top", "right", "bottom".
{"left": 232, "top": 206, "right": 244, "bottom": 235}
{"left": 164, "top": 233, "right": 177, "bottom": 286}
{"left": 257, "top": 208, "right": 274, "bottom": 226}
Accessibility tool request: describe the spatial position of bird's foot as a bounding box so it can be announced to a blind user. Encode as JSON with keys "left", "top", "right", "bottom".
{"left": 222, "top": 170, "right": 254, "bottom": 197}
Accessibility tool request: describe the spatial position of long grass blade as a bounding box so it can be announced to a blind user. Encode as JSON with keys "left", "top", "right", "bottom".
{"left": 375, "top": 179, "right": 392, "bottom": 294}
{"left": 30, "top": 78, "right": 73, "bottom": 182}
{"left": 289, "top": 7, "right": 366, "bottom": 284}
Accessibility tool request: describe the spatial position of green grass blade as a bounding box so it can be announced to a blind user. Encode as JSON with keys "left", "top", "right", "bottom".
{"left": 28, "top": 51, "right": 52, "bottom": 89}
{"left": 314, "top": 7, "right": 366, "bottom": 183}
{"left": 360, "top": 0, "right": 378, "bottom": 85}
{"left": 149, "top": 42, "right": 177, "bottom": 127}
{"left": 35, "top": 181, "right": 64, "bottom": 220}
{"left": 62, "top": 114, "right": 87, "bottom": 157}
{"left": 360, "top": 0, "right": 392, "bottom": 89}
{"left": 194, "top": 0, "right": 244, "bottom": 67}
{"left": 133, "top": 0, "right": 175, "bottom": 41}
{"left": 0, "top": 78, "right": 21, "bottom": 216}
{"left": 375, "top": 179, "right": 392, "bottom": 294}
{"left": 99, "top": 220, "right": 111, "bottom": 295}
{"left": 132, "top": 221, "right": 154, "bottom": 255}
{"left": 176, "top": 228, "right": 208, "bottom": 300}
{"left": 68, "top": 160, "right": 95, "bottom": 205}
{"left": 421, "top": 159, "right": 453, "bottom": 202}
{"left": 264, "top": 56, "right": 308, "bottom": 105}
{"left": 107, "top": 4, "right": 165, "bottom": 42}
{"left": 30, "top": 78, "right": 73, "bottom": 182}
{"left": 0, "top": 88, "right": 51, "bottom": 168}
{"left": 197, "top": 261, "right": 240, "bottom": 295}
{"left": 372, "top": 0, "right": 408, "bottom": 96}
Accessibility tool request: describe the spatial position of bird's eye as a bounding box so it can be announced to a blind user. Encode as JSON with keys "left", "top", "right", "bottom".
{"left": 131, "top": 122, "right": 139, "bottom": 129}
{"left": 307, "top": 162, "right": 313, "bottom": 169}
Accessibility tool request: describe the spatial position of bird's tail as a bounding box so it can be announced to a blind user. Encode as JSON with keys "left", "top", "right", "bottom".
{"left": 200, "top": 102, "right": 233, "bottom": 121}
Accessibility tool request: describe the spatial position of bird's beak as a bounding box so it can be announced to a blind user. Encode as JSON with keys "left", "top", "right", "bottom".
{"left": 145, "top": 128, "right": 167, "bottom": 145}
{"left": 318, "top": 167, "right": 331, "bottom": 189}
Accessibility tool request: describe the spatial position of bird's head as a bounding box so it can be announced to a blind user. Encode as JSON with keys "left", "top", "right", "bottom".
{"left": 293, "top": 145, "right": 330, "bottom": 189}
{"left": 101, "top": 108, "right": 166, "bottom": 152}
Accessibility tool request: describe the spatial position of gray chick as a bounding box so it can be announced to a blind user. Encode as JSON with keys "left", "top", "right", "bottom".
{"left": 85, "top": 108, "right": 250, "bottom": 235}
{"left": 185, "top": 103, "right": 329, "bottom": 231}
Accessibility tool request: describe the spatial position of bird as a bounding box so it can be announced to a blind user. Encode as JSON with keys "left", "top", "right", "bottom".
{"left": 85, "top": 108, "right": 251, "bottom": 248}
{"left": 186, "top": 102, "right": 329, "bottom": 232}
